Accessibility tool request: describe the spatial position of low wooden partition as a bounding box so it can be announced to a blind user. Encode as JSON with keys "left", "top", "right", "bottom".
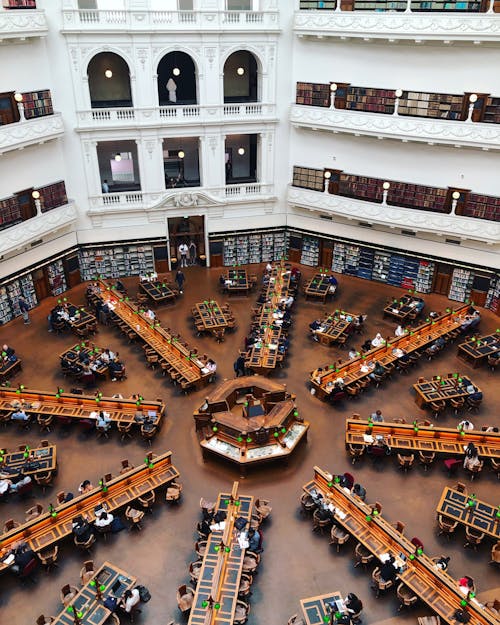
{"left": 303, "top": 467, "right": 498, "bottom": 625}
{"left": 345, "top": 418, "right": 500, "bottom": 460}
{"left": 0, "top": 387, "right": 164, "bottom": 428}
{"left": 188, "top": 482, "right": 254, "bottom": 625}
{"left": 0, "top": 451, "right": 179, "bottom": 572}
{"left": 311, "top": 304, "right": 470, "bottom": 399}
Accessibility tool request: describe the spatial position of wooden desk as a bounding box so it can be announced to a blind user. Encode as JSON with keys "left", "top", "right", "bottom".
{"left": 0, "top": 357, "right": 22, "bottom": 383}
{"left": 188, "top": 482, "right": 254, "bottom": 625}
{"left": 139, "top": 280, "right": 177, "bottom": 305}
{"left": 312, "top": 305, "right": 470, "bottom": 400}
{"left": 383, "top": 295, "right": 424, "bottom": 321}
{"left": 313, "top": 311, "right": 358, "bottom": 346}
{"left": 303, "top": 466, "right": 498, "bottom": 625}
{"left": 52, "top": 561, "right": 136, "bottom": 625}
{"left": 0, "top": 387, "right": 164, "bottom": 429}
{"left": 222, "top": 270, "right": 250, "bottom": 295}
{"left": 0, "top": 444, "right": 56, "bottom": 479}
{"left": 94, "top": 281, "right": 211, "bottom": 390}
{"left": 0, "top": 451, "right": 179, "bottom": 572}
{"left": 301, "top": 591, "right": 345, "bottom": 625}
{"left": 194, "top": 301, "right": 230, "bottom": 334}
{"left": 413, "top": 376, "right": 479, "bottom": 409}
{"left": 458, "top": 334, "right": 499, "bottom": 368}
{"left": 304, "top": 274, "right": 334, "bottom": 304}
{"left": 345, "top": 418, "right": 500, "bottom": 461}
{"left": 437, "top": 487, "right": 500, "bottom": 541}
{"left": 57, "top": 304, "right": 96, "bottom": 334}
{"left": 59, "top": 343, "right": 108, "bottom": 377}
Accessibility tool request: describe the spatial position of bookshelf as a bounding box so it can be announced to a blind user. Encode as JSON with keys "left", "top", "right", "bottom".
{"left": 373, "top": 251, "right": 391, "bottom": 283}
{"left": 222, "top": 230, "right": 289, "bottom": 266}
{"left": 292, "top": 166, "right": 324, "bottom": 192}
{"left": 0, "top": 196, "right": 22, "bottom": 230}
{"left": 410, "top": 0, "right": 482, "bottom": 10}
{"left": 47, "top": 260, "right": 67, "bottom": 297}
{"left": 296, "top": 82, "right": 331, "bottom": 108}
{"left": 273, "top": 231, "right": 289, "bottom": 261}
{"left": 2, "top": 0, "right": 37, "bottom": 7}
{"left": 387, "top": 182, "right": 448, "bottom": 213}
{"left": 0, "top": 287, "right": 12, "bottom": 325}
{"left": 21, "top": 90, "right": 53, "bottom": 119}
{"left": 463, "top": 193, "right": 500, "bottom": 222}
{"left": 300, "top": 235, "right": 320, "bottom": 266}
{"left": 485, "top": 276, "right": 500, "bottom": 314}
{"left": 249, "top": 234, "right": 262, "bottom": 264}
{"left": 483, "top": 97, "right": 500, "bottom": 124}
{"left": 78, "top": 245, "right": 154, "bottom": 281}
{"left": 448, "top": 268, "right": 473, "bottom": 302}
{"left": 415, "top": 261, "right": 436, "bottom": 294}
{"left": 351, "top": 0, "right": 406, "bottom": 8}
{"left": 346, "top": 86, "right": 396, "bottom": 114}
{"left": 6, "top": 275, "right": 37, "bottom": 317}
{"left": 398, "top": 91, "right": 464, "bottom": 120}
{"left": 299, "top": 0, "right": 337, "bottom": 8}
{"left": 338, "top": 174, "right": 382, "bottom": 202}
{"left": 38, "top": 181, "right": 68, "bottom": 213}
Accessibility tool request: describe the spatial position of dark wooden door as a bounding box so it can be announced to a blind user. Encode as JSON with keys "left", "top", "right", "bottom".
{"left": 33, "top": 269, "right": 49, "bottom": 301}
{"left": 434, "top": 273, "right": 451, "bottom": 295}
{"left": 15, "top": 188, "right": 36, "bottom": 221}
{"left": 470, "top": 290, "right": 487, "bottom": 307}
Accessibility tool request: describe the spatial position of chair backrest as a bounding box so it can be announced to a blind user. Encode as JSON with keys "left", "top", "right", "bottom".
{"left": 21, "top": 558, "right": 37, "bottom": 577}
{"left": 121, "top": 459, "right": 129, "bottom": 469}
{"left": 61, "top": 583, "right": 70, "bottom": 595}
{"left": 57, "top": 491, "right": 66, "bottom": 504}
{"left": 411, "top": 537, "right": 424, "bottom": 549}
{"left": 178, "top": 584, "right": 187, "bottom": 597}
{"left": 84, "top": 560, "right": 94, "bottom": 572}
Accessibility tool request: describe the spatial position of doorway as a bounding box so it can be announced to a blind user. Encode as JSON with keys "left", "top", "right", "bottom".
{"left": 167, "top": 216, "right": 206, "bottom": 268}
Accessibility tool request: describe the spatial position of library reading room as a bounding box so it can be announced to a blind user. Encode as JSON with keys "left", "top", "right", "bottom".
{"left": 0, "top": 1, "right": 499, "bottom": 625}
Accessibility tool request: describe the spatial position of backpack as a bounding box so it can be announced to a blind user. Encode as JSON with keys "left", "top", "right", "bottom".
{"left": 136, "top": 585, "right": 151, "bottom": 603}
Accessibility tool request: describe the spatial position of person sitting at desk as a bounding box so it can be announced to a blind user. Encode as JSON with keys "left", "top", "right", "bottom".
{"left": 351, "top": 483, "right": 366, "bottom": 501}
{"left": 458, "top": 576, "right": 475, "bottom": 595}
{"left": 120, "top": 588, "right": 141, "bottom": 614}
{"left": 414, "top": 298, "right": 425, "bottom": 313}
{"left": 247, "top": 528, "right": 263, "bottom": 553}
{"left": 11, "top": 408, "right": 29, "bottom": 422}
{"left": 361, "top": 338, "right": 373, "bottom": 352}
{"left": 96, "top": 411, "right": 112, "bottom": 431}
{"left": 311, "top": 367, "right": 323, "bottom": 385}
{"left": 328, "top": 275, "right": 338, "bottom": 287}
{"left": 0, "top": 477, "right": 13, "bottom": 497}
{"left": 144, "top": 308, "right": 156, "bottom": 321}
{"left": 72, "top": 516, "right": 94, "bottom": 542}
{"left": 369, "top": 361, "right": 386, "bottom": 381}
{"left": 427, "top": 336, "right": 447, "bottom": 354}
{"left": 379, "top": 555, "right": 398, "bottom": 582}
{"left": 348, "top": 349, "right": 358, "bottom": 360}
{"left": 99, "top": 348, "right": 115, "bottom": 364}
{"left": 2, "top": 344, "right": 15, "bottom": 358}
{"left": 463, "top": 442, "right": 481, "bottom": 470}
{"left": 94, "top": 510, "right": 114, "bottom": 529}
{"left": 109, "top": 358, "right": 125, "bottom": 382}
{"left": 460, "top": 310, "right": 481, "bottom": 332}
{"left": 370, "top": 410, "right": 384, "bottom": 423}
{"left": 458, "top": 420, "right": 474, "bottom": 432}
{"left": 265, "top": 262, "right": 273, "bottom": 273}
{"left": 345, "top": 593, "right": 363, "bottom": 615}
{"left": 115, "top": 279, "right": 126, "bottom": 293}
{"left": 282, "top": 294, "right": 294, "bottom": 309}
{"left": 78, "top": 480, "right": 93, "bottom": 494}
{"left": 371, "top": 333, "right": 384, "bottom": 347}
{"left": 395, "top": 325, "right": 405, "bottom": 337}
{"left": 10, "top": 544, "right": 36, "bottom": 575}
{"left": 435, "top": 556, "right": 450, "bottom": 571}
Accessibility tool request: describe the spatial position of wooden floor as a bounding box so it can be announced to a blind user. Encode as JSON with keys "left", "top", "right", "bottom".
{"left": 0, "top": 264, "right": 499, "bottom": 625}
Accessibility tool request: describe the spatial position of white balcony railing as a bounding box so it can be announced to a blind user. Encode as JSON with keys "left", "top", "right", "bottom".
{"left": 293, "top": 10, "right": 500, "bottom": 44}
{"left": 287, "top": 185, "right": 500, "bottom": 245}
{"left": 290, "top": 104, "right": 500, "bottom": 151}
{"left": 0, "top": 8, "right": 48, "bottom": 42}
{"left": 0, "top": 201, "right": 77, "bottom": 257}
{"left": 76, "top": 103, "right": 276, "bottom": 131}
{"left": 0, "top": 113, "right": 64, "bottom": 155}
{"left": 62, "top": 9, "right": 280, "bottom": 33}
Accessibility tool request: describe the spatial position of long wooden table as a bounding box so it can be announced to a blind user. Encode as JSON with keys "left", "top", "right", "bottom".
{"left": 94, "top": 281, "right": 211, "bottom": 390}
{"left": 303, "top": 466, "right": 499, "bottom": 625}
{"left": 188, "top": 482, "right": 254, "bottom": 625}
{"left": 222, "top": 269, "right": 250, "bottom": 295}
{"left": 52, "top": 561, "right": 136, "bottom": 625}
{"left": 311, "top": 304, "right": 470, "bottom": 399}
{"left": 458, "top": 334, "right": 500, "bottom": 368}
{"left": 0, "top": 451, "right": 179, "bottom": 573}
{"left": 304, "top": 274, "right": 334, "bottom": 303}
{"left": 383, "top": 295, "right": 424, "bottom": 321}
{"left": 60, "top": 342, "right": 108, "bottom": 377}
{"left": 139, "top": 279, "right": 177, "bottom": 305}
{"left": 345, "top": 418, "right": 500, "bottom": 460}
{"left": 0, "top": 444, "right": 56, "bottom": 479}
{"left": 413, "top": 375, "right": 479, "bottom": 409}
{"left": 194, "top": 301, "right": 230, "bottom": 335}
{"left": 0, "top": 357, "right": 22, "bottom": 383}
{"left": 301, "top": 591, "right": 345, "bottom": 625}
{"left": 437, "top": 487, "right": 500, "bottom": 541}
{"left": 57, "top": 303, "right": 96, "bottom": 334}
{"left": 313, "top": 310, "right": 358, "bottom": 346}
{"left": 0, "top": 387, "right": 164, "bottom": 430}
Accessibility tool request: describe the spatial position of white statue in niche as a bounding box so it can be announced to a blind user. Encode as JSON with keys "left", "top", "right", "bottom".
{"left": 166, "top": 78, "right": 177, "bottom": 103}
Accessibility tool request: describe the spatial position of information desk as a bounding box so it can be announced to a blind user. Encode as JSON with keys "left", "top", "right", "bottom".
{"left": 436, "top": 487, "right": 500, "bottom": 541}
{"left": 0, "top": 357, "right": 22, "bottom": 383}
{"left": 139, "top": 279, "right": 177, "bottom": 305}
{"left": 0, "top": 444, "right": 57, "bottom": 479}
{"left": 194, "top": 301, "right": 230, "bottom": 335}
{"left": 413, "top": 376, "right": 479, "bottom": 409}
{"left": 189, "top": 482, "right": 254, "bottom": 625}
{"left": 52, "top": 561, "right": 136, "bottom": 625}
{"left": 383, "top": 295, "right": 424, "bottom": 321}
{"left": 312, "top": 310, "right": 358, "bottom": 346}
{"left": 0, "top": 387, "right": 164, "bottom": 430}
{"left": 221, "top": 269, "right": 250, "bottom": 295}
{"left": 304, "top": 273, "right": 335, "bottom": 304}
{"left": 59, "top": 342, "right": 107, "bottom": 376}
{"left": 311, "top": 304, "right": 470, "bottom": 400}
{"left": 300, "top": 591, "right": 345, "bottom": 625}
{"left": 0, "top": 451, "right": 179, "bottom": 573}
{"left": 195, "top": 376, "right": 309, "bottom": 471}
{"left": 94, "top": 281, "right": 211, "bottom": 390}
{"left": 303, "top": 466, "right": 498, "bottom": 625}
{"left": 345, "top": 418, "right": 500, "bottom": 461}
{"left": 458, "top": 334, "right": 499, "bottom": 368}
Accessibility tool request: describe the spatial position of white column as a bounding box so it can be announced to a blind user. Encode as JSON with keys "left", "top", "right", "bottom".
{"left": 142, "top": 136, "right": 165, "bottom": 192}
{"left": 198, "top": 136, "right": 206, "bottom": 187}
{"left": 204, "top": 214, "right": 211, "bottom": 268}
{"left": 86, "top": 140, "right": 102, "bottom": 196}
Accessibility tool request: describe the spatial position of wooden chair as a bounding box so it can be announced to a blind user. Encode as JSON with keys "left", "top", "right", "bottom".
{"left": 73, "top": 532, "right": 96, "bottom": 553}
{"left": 254, "top": 498, "right": 272, "bottom": 521}
{"left": 31, "top": 470, "right": 53, "bottom": 493}
{"left": 36, "top": 616, "right": 55, "bottom": 625}
{"left": 417, "top": 617, "right": 441, "bottom": 625}
{"left": 287, "top": 616, "right": 305, "bottom": 625}
{"left": 60, "top": 583, "right": 79, "bottom": 607}
{"left": 455, "top": 481, "right": 468, "bottom": 494}
{"left": 176, "top": 584, "right": 195, "bottom": 615}
{"left": 25, "top": 503, "right": 44, "bottom": 522}
{"left": 329, "top": 524, "right": 350, "bottom": 552}
{"left": 3, "top": 518, "right": 20, "bottom": 532}
{"left": 391, "top": 521, "right": 405, "bottom": 534}
{"left": 464, "top": 526, "right": 485, "bottom": 550}
{"left": 166, "top": 481, "right": 183, "bottom": 504}
{"left": 37, "top": 414, "right": 54, "bottom": 433}
{"left": 141, "top": 423, "right": 158, "bottom": 446}
{"left": 466, "top": 397, "right": 482, "bottom": 413}
{"left": 491, "top": 541, "right": 500, "bottom": 566}
{"left": 242, "top": 551, "right": 260, "bottom": 574}
{"left": 397, "top": 453, "right": 415, "bottom": 472}
{"left": 465, "top": 459, "right": 484, "bottom": 481}
{"left": 347, "top": 443, "right": 365, "bottom": 465}
{"left": 354, "top": 542, "right": 375, "bottom": 569}
{"left": 37, "top": 545, "right": 58, "bottom": 572}
{"left": 485, "top": 599, "right": 500, "bottom": 614}
{"left": 371, "top": 567, "right": 395, "bottom": 597}
{"left": 450, "top": 397, "right": 465, "bottom": 414}
{"left": 238, "top": 573, "right": 253, "bottom": 599}
{"left": 396, "top": 582, "right": 418, "bottom": 611}
{"left": 312, "top": 508, "right": 332, "bottom": 534}
{"left": 117, "top": 421, "right": 133, "bottom": 441}
{"left": 299, "top": 492, "right": 317, "bottom": 515}
{"left": 437, "top": 514, "right": 458, "bottom": 539}
{"left": 234, "top": 600, "right": 250, "bottom": 625}
{"left": 126, "top": 506, "right": 144, "bottom": 530}
{"left": 79, "top": 560, "right": 95, "bottom": 585}
{"left": 429, "top": 400, "right": 446, "bottom": 419}
{"left": 195, "top": 540, "right": 207, "bottom": 558}
{"left": 138, "top": 489, "right": 156, "bottom": 513}
{"left": 488, "top": 355, "right": 498, "bottom": 371}
{"left": 419, "top": 451, "right": 436, "bottom": 471}
{"left": 189, "top": 560, "right": 202, "bottom": 586}
{"left": 120, "top": 459, "right": 134, "bottom": 474}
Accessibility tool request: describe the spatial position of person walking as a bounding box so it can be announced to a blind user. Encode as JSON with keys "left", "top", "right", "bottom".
{"left": 175, "top": 269, "right": 185, "bottom": 294}
{"left": 18, "top": 295, "right": 30, "bottom": 325}
{"left": 188, "top": 240, "right": 197, "bottom": 266}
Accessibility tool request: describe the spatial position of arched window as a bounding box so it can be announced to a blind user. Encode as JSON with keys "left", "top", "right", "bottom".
{"left": 223, "top": 51, "right": 258, "bottom": 103}
{"left": 157, "top": 52, "right": 197, "bottom": 106}
{"left": 87, "top": 52, "right": 132, "bottom": 109}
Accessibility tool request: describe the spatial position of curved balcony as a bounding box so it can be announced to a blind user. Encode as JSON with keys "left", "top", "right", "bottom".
{"left": 0, "top": 112, "right": 64, "bottom": 155}
{"left": 62, "top": 9, "right": 280, "bottom": 34}
{"left": 290, "top": 104, "right": 500, "bottom": 150}
{"left": 0, "top": 8, "right": 48, "bottom": 42}
{"left": 75, "top": 104, "right": 277, "bottom": 132}
{"left": 287, "top": 185, "right": 500, "bottom": 245}
{"left": 0, "top": 201, "right": 77, "bottom": 258}
{"left": 293, "top": 10, "right": 500, "bottom": 44}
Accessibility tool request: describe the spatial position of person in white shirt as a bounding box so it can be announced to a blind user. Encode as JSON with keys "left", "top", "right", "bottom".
{"left": 206, "top": 359, "right": 217, "bottom": 373}
{"left": 395, "top": 325, "right": 405, "bottom": 337}
{"left": 178, "top": 243, "right": 189, "bottom": 268}
{"left": 121, "top": 588, "right": 141, "bottom": 613}
{"left": 348, "top": 349, "right": 357, "bottom": 360}
{"left": 96, "top": 411, "right": 111, "bottom": 431}
{"left": 94, "top": 510, "right": 114, "bottom": 528}
{"left": 282, "top": 295, "right": 294, "bottom": 309}
{"left": 458, "top": 419, "right": 474, "bottom": 431}
{"left": 371, "top": 333, "right": 383, "bottom": 347}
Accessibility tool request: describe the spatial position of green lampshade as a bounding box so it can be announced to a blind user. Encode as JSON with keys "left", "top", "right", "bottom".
{"left": 23, "top": 452, "right": 28, "bottom": 458}
{"left": 90, "top": 580, "right": 96, "bottom": 587}
{"left": 1, "top": 352, "right": 5, "bottom": 357}
{"left": 334, "top": 476, "right": 340, "bottom": 483}
{"left": 212, "top": 426, "right": 218, "bottom": 432}
{"left": 99, "top": 585, "right": 106, "bottom": 592}
{"left": 51, "top": 511, "right": 57, "bottom": 518}
{"left": 281, "top": 427, "right": 287, "bottom": 434}
{"left": 237, "top": 436, "right": 243, "bottom": 442}
{"left": 215, "top": 603, "right": 220, "bottom": 610}
{"left": 202, "top": 601, "right": 208, "bottom": 608}
{"left": 417, "top": 548, "right": 423, "bottom": 555}
{"left": 214, "top": 546, "right": 220, "bottom": 552}
{"left": 365, "top": 515, "right": 372, "bottom": 522}
{"left": 234, "top": 500, "right": 240, "bottom": 506}
{"left": 460, "top": 600, "right": 467, "bottom": 607}
{"left": 67, "top": 607, "right": 74, "bottom": 613}
{"left": 327, "top": 481, "right": 333, "bottom": 487}
{"left": 274, "top": 432, "right": 279, "bottom": 438}
{"left": 77, "top": 612, "right": 83, "bottom": 618}
{"left": 246, "top": 437, "right": 251, "bottom": 443}
{"left": 409, "top": 554, "right": 415, "bottom": 560}
{"left": 469, "top": 592, "right": 475, "bottom": 599}
{"left": 225, "top": 546, "right": 230, "bottom": 552}
{"left": 293, "top": 410, "right": 298, "bottom": 417}
{"left": 373, "top": 510, "right": 379, "bottom": 516}
{"left": 323, "top": 617, "right": 329, "bottom": 623}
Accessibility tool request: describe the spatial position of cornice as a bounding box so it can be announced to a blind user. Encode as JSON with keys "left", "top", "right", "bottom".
{"left": 0, "top": 113, "right": 64, "bottom": 154}
{"left": 0, "top": 9, "right": 48, "bottom": 43}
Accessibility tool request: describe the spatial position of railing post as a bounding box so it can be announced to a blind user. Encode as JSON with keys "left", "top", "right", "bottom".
{"left": 393, "top": 89, "right": 402, "bottom": 116}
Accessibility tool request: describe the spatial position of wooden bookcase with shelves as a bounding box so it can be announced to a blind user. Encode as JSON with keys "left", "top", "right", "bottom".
{"left": 300, "top": 236, "right": 320, "bottom": 266}
{"left": 410, "top": 0, "right": 481, "bottom": 10}
{"left": 398, "top": 91, "right": 464, "bottom": 120}
{"left": 21, "top": 90, "right": 53, "bottom": 119}
{"left": 0, "top": 92, "right": 20, "bottom": 126}
{"left": 2, "top": 0, "right": 37, "bottom": 8}
{"left": 483, "top": 97, "right": 500, "bottom": 124}
{"left": 485, "top": 276, "right": 500, "bottom": 315}
{"left": 463, "top": 193, "right": 500, "bottom": 222}
{"left": 39, "top": 181, "right": 68, "bottom": 213}
{"left": 0, "top": 196, "right": 22, "bottom": 230}
{"left": 338, "top": 174, "right": 382, "bottom": 203}
{"left": 46, "top": 260, "right": 67, "bottom": 297}
{"left": 346, "top": 87, "right": 396, "bottom": 114}
{"left": 351, "top": 0, "right": 406, "bottom": 8}
{"left": 222, "top": 230, "right": 289, "bottom": 266}
{"left": 296, "top": 82, "right": 331, "bottom": 108}
{"left": 299, "top": 0, "right": 337, "bottom": 7}
{"left": 6, "top": 275, "right": 37, "bottom": 317}
{"left": 292, "top": 166, "right": 324, "bottom": 192}
{"left": 388, "top": 182, "right": 448, "bottom": 213}
{"left": 448, "top": 268, "right": 473, "bottom": 302}
{"left": 78, "top": 245, "right": 154, "bottom": 281}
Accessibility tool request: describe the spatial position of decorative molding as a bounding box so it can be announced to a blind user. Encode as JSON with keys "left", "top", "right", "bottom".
{"left": 0, "top": 9, "right": 48, "bottom": 42}
{"left": 290, "top": 105, "right": 500, "bottom": 150}
{"left": 0, "top": 202, "right": 77, "bottom": 257}
{"left": 287, "top": 185, "right": 500, "bottom": 245}
{"left": 293, "top": 11, "right": 500, "bottom": 45}
{"left": 0, "top": 113, "right": 65, "bottom": 155}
